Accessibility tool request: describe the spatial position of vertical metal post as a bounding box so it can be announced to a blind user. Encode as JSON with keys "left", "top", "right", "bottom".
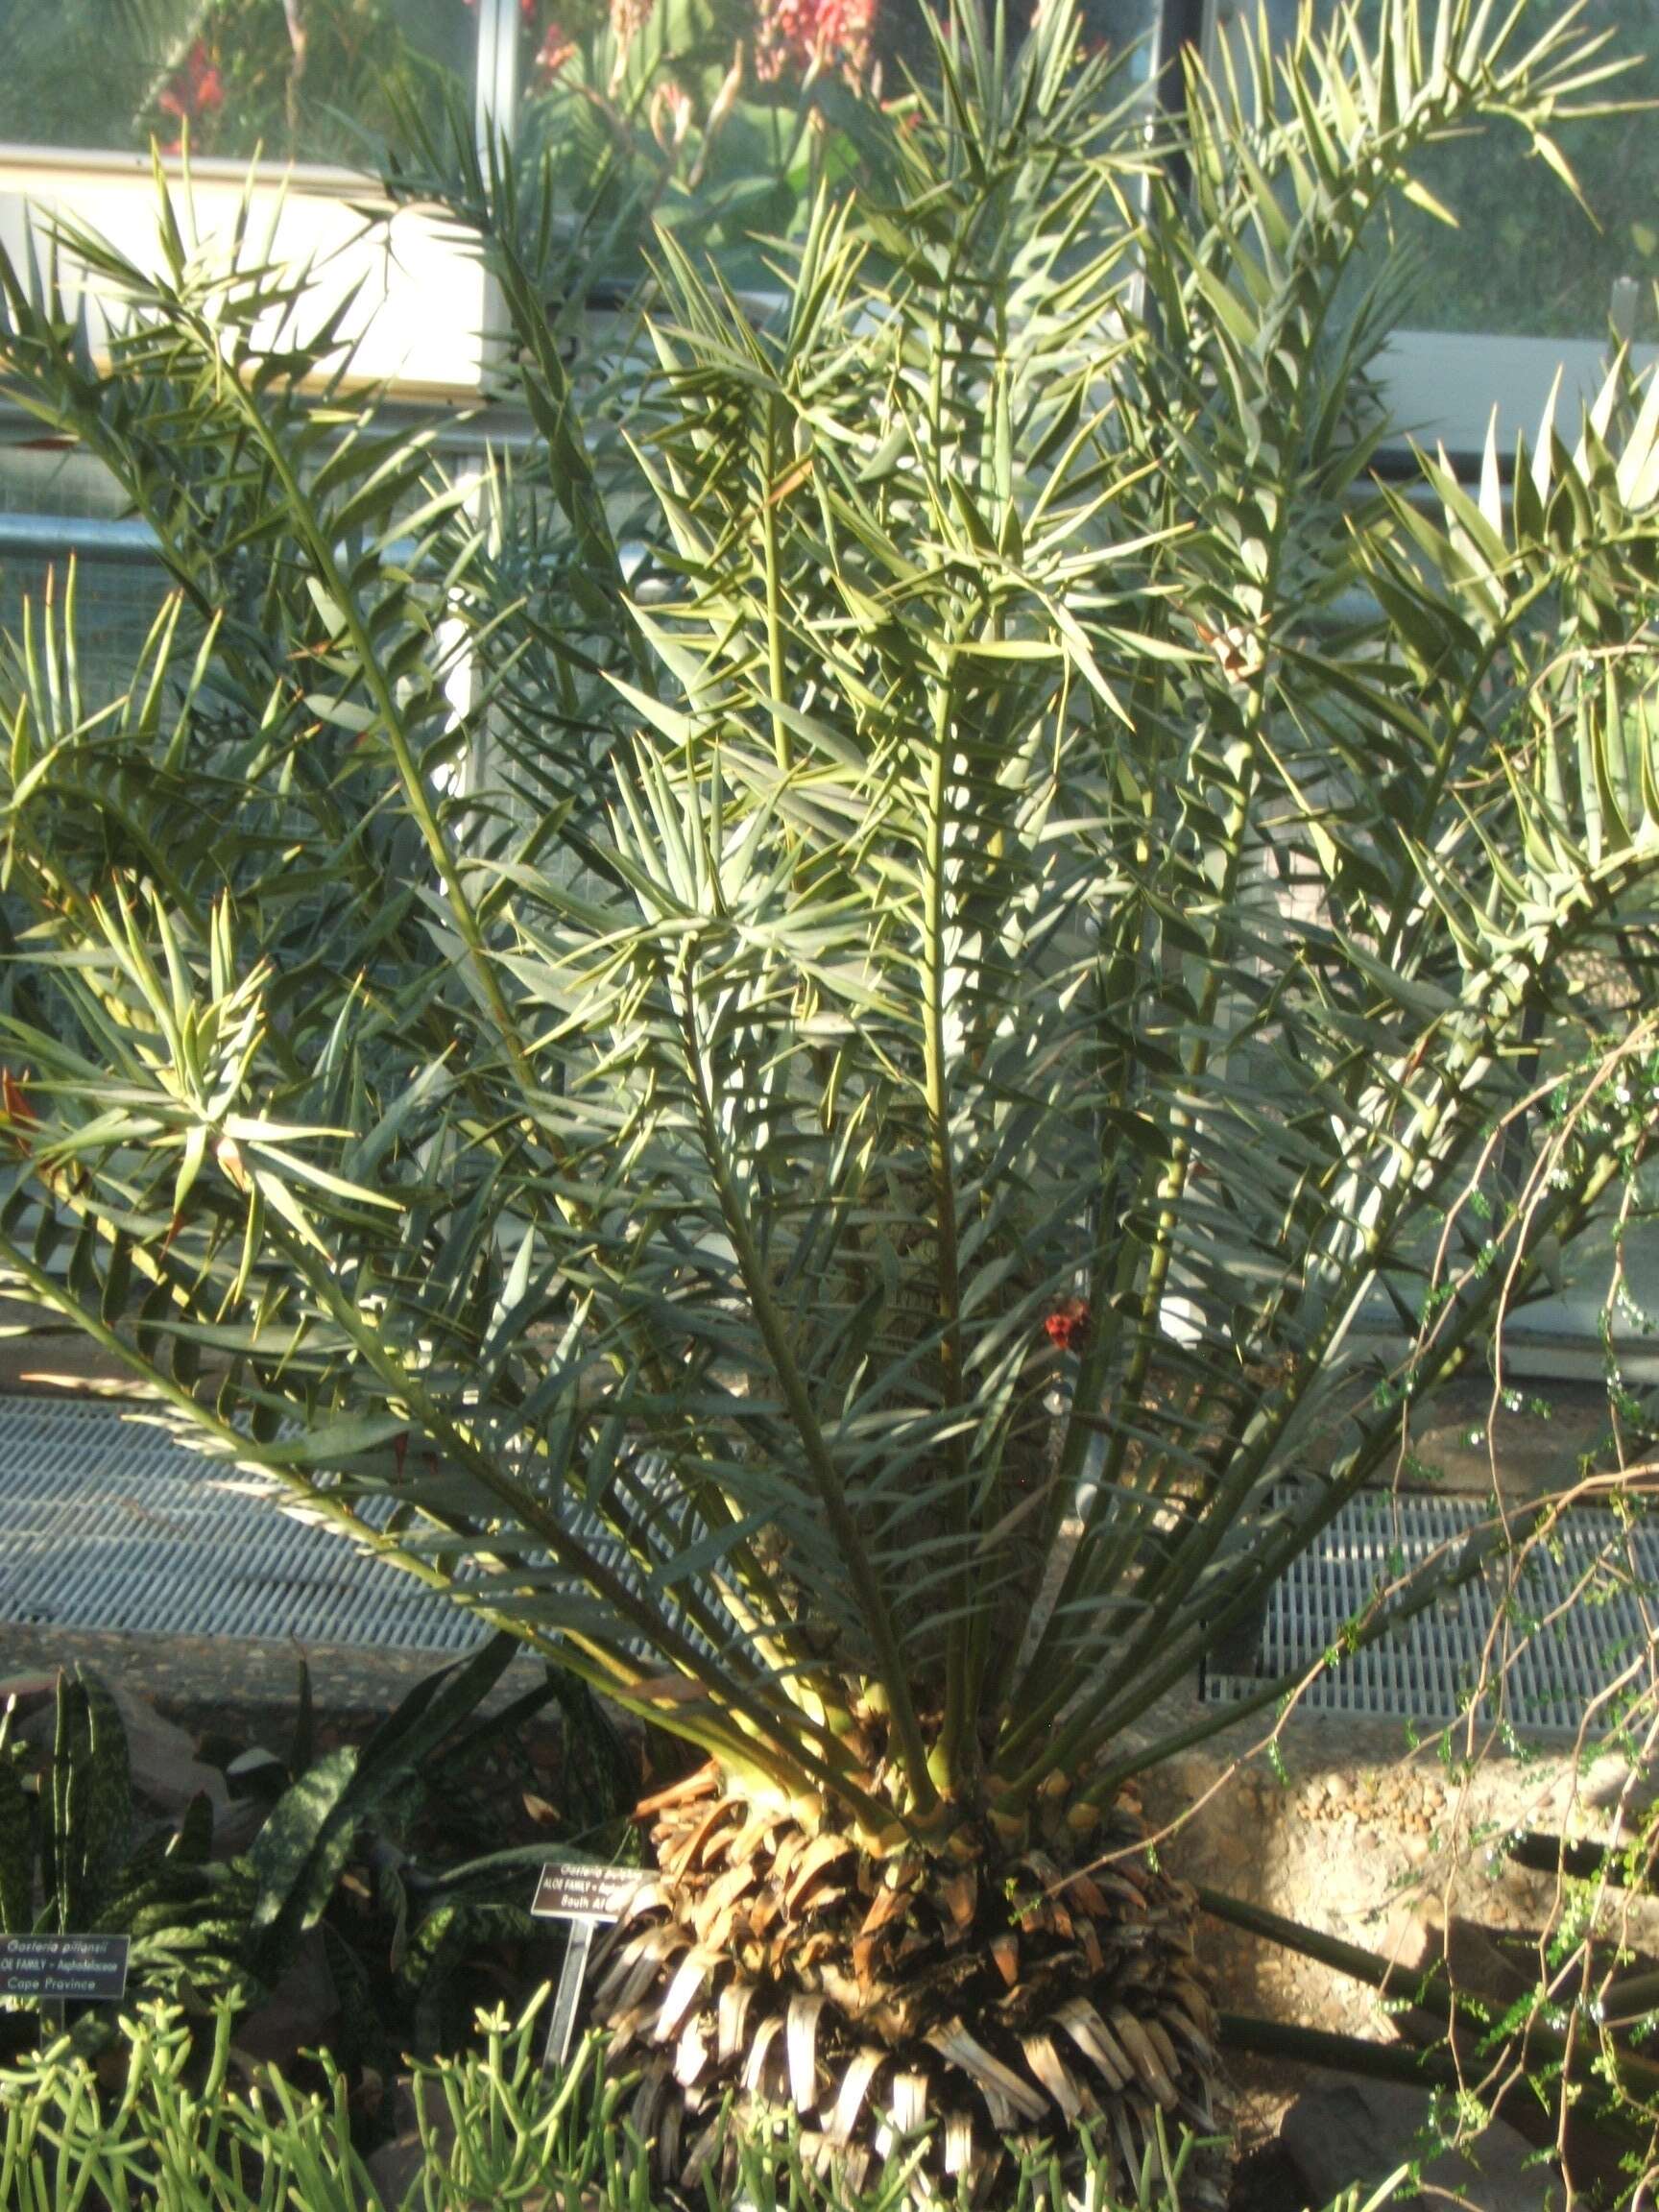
{"left": 1131, "top": 0, "right": 1214, "bottom": 331}
{"left": 474, "top": 0, "right": 524, "bottom": 167}
{"left": 472, "top": 0, "right": 524, "bottom": 384}
{"left": 459, "top": 0, "right": 518, "bottom": 808}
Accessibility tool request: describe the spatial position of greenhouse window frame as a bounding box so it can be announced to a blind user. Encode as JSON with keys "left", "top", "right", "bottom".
{"left": 0, "top": 0, "right": 1651, "bottom": 424}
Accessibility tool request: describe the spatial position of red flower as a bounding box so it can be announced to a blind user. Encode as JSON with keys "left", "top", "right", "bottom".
{"left": 535, "top": 18, "right": 576, "bottom": 75}
{"left": 158, "top": 39, "right": 225, "bottom": 126}
{"left": 1043, "top": 1297, "right": 1092, "bottom": 1354}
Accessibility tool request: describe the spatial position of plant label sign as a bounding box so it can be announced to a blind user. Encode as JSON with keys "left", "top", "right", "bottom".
{"left": 0, "top": 1934, "right": 130, "bottom": 2004}
{"left": 532, "top": 1863, "right": 645, "bottom": 2076}
{"left": 531, "top": 1863, "right": 644, "bottom": 1921}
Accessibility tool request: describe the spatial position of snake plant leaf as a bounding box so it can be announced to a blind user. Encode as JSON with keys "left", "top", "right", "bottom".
{"left": 245, "top": 1747, "right": 363, "bottom": 1943}
{"left": 71, "top": 1674, "right": 133, "bottom": 1923}
{"left": 0, "top": 1743, "right": 34, "bottom": 1936}
{"left": 245, "top": 1634, "right": 521, "bottom": 1965}
{"left": 169, "top": 1791, "right": 217, "bottom": 1871}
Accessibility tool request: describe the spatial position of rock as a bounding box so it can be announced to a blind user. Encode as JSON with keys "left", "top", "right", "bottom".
{"left": 232, "top": 1929, "right": 340, "bottom": 2069}
{"left": 365, "top": 2075, "right": 460, "bottom": 2208}
{"left": 2, "top": 1674, "right": 228, "bottom": 1828}
{"left": 1281, "top": 2077, "right": 1560, "bottom": 2212}
{"left": 211, "top": 1794, "right": 275, "bottom": 1857}
{"left": 109, "top": 1687, "right": 229, "bottom": 1822}
{"left": 365, "top": 2128, "right": 427, "bottom": 2208}
{"left": 0, "top": 1673, "right": 60, "bottom": 1719}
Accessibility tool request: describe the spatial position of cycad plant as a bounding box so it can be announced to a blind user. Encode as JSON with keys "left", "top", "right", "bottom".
{"left": 1, "top": 0, "right": 1656, "bottom": 2195}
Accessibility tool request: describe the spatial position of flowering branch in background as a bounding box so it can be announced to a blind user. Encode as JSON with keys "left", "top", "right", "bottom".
{"left": 649, "top": 76, "right": 692, "bottom": 152}
{"left": 535, "top": 20, "right": 577, "bottom": 77}
{"left": 156, "top": 38, "right": 225, "bottom": 153}
{"left": 754, "top": 0, "right": 875, "bottom": 84}
{"left": 610, "top": 0, "right": 656, "bottom": 70}
{"left": 498, "top": 0, "right": 878, "bottom": 103}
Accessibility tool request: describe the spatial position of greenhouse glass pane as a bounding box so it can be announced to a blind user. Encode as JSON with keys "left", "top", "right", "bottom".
{"left": 1214, "top": 0, "right": 1659, "bottom": 344}
{"left": 0, "top": 1, "right": 476, "bottom": 168}
{"left": 511, "top": 0, "right": 1158, "bottom": 289}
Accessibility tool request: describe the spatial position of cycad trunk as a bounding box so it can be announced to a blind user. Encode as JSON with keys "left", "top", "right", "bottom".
{"left": 595, "top": 1757, "right": 1221, "bottom": 2203}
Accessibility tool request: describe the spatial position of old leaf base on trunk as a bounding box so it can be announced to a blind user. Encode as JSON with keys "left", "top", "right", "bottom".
{"left": 588, "top": 1763, "right": 1226, "bottom": 2204}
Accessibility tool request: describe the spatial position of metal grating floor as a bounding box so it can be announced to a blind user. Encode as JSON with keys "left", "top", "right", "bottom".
{"left": 0, "top": 1396, "right": 488, "bottom": 1653}
{"left": 2, "top": 1397, "right": 1654, "bottom": 1732}
{"left": 1203, "top": 1490, "right": 1659, "bottom": 1737}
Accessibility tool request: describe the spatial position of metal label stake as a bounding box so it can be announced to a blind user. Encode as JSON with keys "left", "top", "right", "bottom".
{"left": 530, "top": 1864, "right": 646, "bottom": 2078}
{"left": 545, "top": 1913, "right": 599, "bottom": 2076}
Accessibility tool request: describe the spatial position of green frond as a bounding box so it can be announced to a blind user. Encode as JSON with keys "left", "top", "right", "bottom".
{"left": 0, "top": 0, "right": 1654, "bottom": 1831}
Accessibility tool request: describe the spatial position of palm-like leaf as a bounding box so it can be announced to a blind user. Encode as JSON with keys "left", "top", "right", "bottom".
{"left": 0, "top": 0, "right": 1652, "bottom": 1857}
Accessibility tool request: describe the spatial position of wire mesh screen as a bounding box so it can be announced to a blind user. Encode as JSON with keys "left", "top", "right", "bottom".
{"left": 0, "top": 448, "right": 173, "bottom": 709}
{"left": 0, "top": 553, "right": 171, "bottom": 709}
